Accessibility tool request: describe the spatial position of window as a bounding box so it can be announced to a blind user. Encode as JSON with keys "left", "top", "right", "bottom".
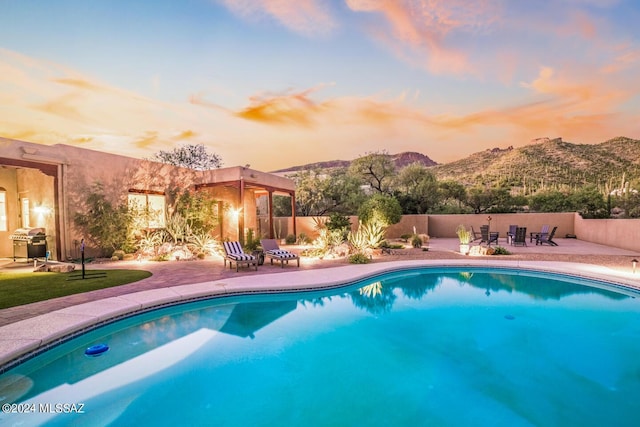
{"left": 0, "top": 190, "right": 6, "bottom": 231}
{"left": 128, "top": 192, "right": 166, "bottom": 228}
{"left": 21, "top": 198, "right": 29, "bottom": 228}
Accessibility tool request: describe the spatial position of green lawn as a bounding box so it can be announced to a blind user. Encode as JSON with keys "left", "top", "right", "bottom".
{"left": 0, "top": 269, "right": 152, "bottom": 309}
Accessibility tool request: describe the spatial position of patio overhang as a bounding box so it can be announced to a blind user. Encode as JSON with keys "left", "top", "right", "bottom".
{"left": 195, "top": 166, "right": 296, "bottom": 244}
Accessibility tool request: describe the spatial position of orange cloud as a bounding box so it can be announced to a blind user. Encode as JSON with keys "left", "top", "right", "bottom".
{"left": 134, "top": 131, "right": 160, "bottom": 149}
{"left": 52, "top": 78, "right": 108, "bottom": 92}
{"left": 233, "top": 87, "right": 435, "bottom": 129}
{"left": 234, "top": 88, "right": 327, "bottom": 125}
{"left": 522, "top": 65, "right": 631, "bottom": 111}
{"left": 175, "top": 130, "right": 197, "bottom": 140}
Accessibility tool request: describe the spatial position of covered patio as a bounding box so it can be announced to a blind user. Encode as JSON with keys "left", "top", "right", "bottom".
{"left": 196, "top": 166, "right": 296, "bottom": 245}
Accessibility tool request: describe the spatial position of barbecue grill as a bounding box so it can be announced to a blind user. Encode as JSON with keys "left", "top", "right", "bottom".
{"left": 10, "top": 227, "right": 47, "bottom": 261}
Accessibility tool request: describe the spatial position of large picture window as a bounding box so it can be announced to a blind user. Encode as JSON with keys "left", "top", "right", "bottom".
{"left": 0, "top": 190, "right": 6, "bottom": 231}
{"left": 21, "top": 198, "right": 29, "bottom": 228}
{"left": 128, "top": 192, "right": 166, "bottom": 229}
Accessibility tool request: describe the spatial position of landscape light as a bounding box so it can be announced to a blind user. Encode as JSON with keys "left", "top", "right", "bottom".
{"left": 632, "top": 258, "right": 638, "bottom": 274}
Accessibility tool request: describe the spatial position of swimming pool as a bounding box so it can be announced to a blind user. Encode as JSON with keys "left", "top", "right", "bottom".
{"left": 1, "top": 267, "right": 639, "bottom": 426}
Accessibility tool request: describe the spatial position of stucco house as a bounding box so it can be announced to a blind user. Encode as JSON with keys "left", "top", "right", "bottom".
{"left": 0, "top": 137, "right": 296, "bottom": 261}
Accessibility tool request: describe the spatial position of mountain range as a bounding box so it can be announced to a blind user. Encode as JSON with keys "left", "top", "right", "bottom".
{"left": 274, "top": 136, "right": 640, "bottom": 192}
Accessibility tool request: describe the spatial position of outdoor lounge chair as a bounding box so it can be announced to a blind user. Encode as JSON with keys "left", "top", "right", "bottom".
{"left": 470, "top": 226, "right": 482, "bottom": 242}
{"left": 530, "top": 224, "right": 550, "bottom": 243}
{"left": 261, "top": 239, "right": 300, "bottom": 268}
{"left": 512, "top": 227, "right": 527, "bottom": 246}
{"left": 506, "top": 225, "right": 518, "bottom": 245}
{"left": 223, "top": 241, "right": 258, "bottom": 272}
{"left": 536, "top": 226, "right": 558, "bottom": 246}
{"left": 480, "top": 225, "right": 499, "bottom": 246}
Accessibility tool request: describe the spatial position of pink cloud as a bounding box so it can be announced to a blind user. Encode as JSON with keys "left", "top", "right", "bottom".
{"left": 218, "top": 0, "right": 337, "bottom": 37}
{"left": 345, "top": 0, "right": 503, "bottom": 75}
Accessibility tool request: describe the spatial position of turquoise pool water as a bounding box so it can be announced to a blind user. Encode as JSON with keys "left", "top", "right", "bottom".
{"left": 1, "top": 267, "right": 639, "bottom": 426}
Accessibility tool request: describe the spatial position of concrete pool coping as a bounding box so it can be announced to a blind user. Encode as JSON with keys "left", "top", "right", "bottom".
{"left": 1, "top": 258, "right": 639, "bottom": 371}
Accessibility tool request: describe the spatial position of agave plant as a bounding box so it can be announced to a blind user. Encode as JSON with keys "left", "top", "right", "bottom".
{"left": 187, "top": 231, "right": 218, "bottom": 256}
{"left": 136, "top": 229, "right": 168, "bottom": 255}
{"left": 347, "top": 227, "right": 369, "bottom": 253}
{"left": 348, "top": 221, "right": 387, "bottom": 254}
{"left": 164, "top": 212, "right": 191, "bottom": 243}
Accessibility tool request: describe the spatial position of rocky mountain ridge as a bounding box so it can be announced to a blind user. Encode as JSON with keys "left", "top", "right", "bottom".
{"left": 274, "top": 136, "right": 640, "bottom": 191}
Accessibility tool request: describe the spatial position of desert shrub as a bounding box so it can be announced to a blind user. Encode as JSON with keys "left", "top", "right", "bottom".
{"left": 297, "top": 232, "right": 311, "bottom": 244}
{"left": 244, "top": 228, "right": 260, "bottom": 251}
{"left": 112, "top": 250, "right": 125, "bottom": 260}
{"left": 411, "top": 235, "right": 422, "bottom": 248}
{"left": 326, "top": 213, "right": 351, "bottom": 230}
{"left": 326, "top": 213, "right": 352, "bottom": 239}
{"left": 74, "top": 182, "right": 136, "bottom": 256}
{"left": 285, "top": 234, "right": 297, "bottom": 244}
{"left": 492, "top": 246, "right": 511, "bottom": 255}
{"left": 348, "top": 253, "right": 371, "bottom": 264}
{"left": 152, "top": 253, "right": 171, "bottom": 261}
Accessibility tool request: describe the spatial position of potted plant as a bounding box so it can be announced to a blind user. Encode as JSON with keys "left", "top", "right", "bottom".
{"left": 456, "top": 225, "right": 472, "bottom": 255}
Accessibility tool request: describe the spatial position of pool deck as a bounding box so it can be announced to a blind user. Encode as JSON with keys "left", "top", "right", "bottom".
{"left": 1, "top": 237, "right": 639, "bottom": 370}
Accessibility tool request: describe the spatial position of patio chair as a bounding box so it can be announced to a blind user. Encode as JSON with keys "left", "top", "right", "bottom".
{"left": 512, "top": 227, "right": 527, "bottom": 246}
{"left": 506, "top": 225, "right": 517, "bottom": 245}
{"left": 536, "top": 226, "right": 558, "bottom": 246}
{"left": 480, "top": 225, "right": 499, "bottom": 246}
{"left": 260, "top": 239, "right": 300, "bottom": 268}
{"left": 223, "top": 241, "right": 258, "bottom": 272}
{"left": 530, "top": 224, "right": 550, "bottom": 243}
{"left": 470, "top": 226, "right": 482, "bottom": 242}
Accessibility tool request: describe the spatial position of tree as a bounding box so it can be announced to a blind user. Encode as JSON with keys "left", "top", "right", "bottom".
{"left": 465, "top": 186, "right": 512, "bottom": 214}
{"left": 570, "top": 185, "right": 608, "bottom": 218}
{"left": 437, "top": 180, "right": 468, "bottom": 213}
{"left": 166, "top": 187, "right": 219, "bottom": 234}
{"left": 349, "top": 151, "right": 396, "bottom": 194}
{"left": 529, "top": 190, "right": 572, "bottom": 212}
{"left": 358, "top": 194, "right": 402, "bottom": 226}
{"left": 151, "top": 143, "right": 222, "bottom": 170}
{"left": 74, "top": 183, "right": 135, "bottom": 255}
{"left": 394, "top": 163, "right": 440, "bottom": 214}
{"left": 291, "top": 168, "right": 365, "bottom": 216}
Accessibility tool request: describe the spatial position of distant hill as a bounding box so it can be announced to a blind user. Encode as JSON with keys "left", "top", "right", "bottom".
{"left": 273, "top": 151, "right": 438, "bottom": 173}
{"left": 432, "top": 136, "right": 640, "bottom": 191}
{"left": 273, "top": 136, "right": 640, "bottom": 192}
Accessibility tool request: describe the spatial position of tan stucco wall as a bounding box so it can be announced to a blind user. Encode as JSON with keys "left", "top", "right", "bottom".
{"left": 1, "top": 138, "right": 295, "bottom": 258}
{"left": 574, "top": 214, "right": 640, "bottom": 252}
{"left": 288, "top": 213, "right": 576, "bottom": 241}
{"left": 426, "top": 213, "right": 575, "bottom": 239}
{"left": 0, "top": 168, "right": 19, "bottom": 256}
{"left": 386, "top": 215, "right": 429, "bottom": 237}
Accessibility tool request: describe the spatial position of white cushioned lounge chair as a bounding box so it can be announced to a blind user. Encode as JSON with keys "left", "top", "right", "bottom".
{"left": 223, "top": 241, "right": 258, "bottom": 272}
{"left": 260, "top": 239, "right": 300, "bottom": 268}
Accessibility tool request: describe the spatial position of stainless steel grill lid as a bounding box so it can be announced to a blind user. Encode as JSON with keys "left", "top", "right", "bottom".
{"left": 9, "top": 227, "right": 46, "bottom": 240}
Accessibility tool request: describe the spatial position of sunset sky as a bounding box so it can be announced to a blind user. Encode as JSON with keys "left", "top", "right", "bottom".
{"left": 1, "top": 0, "right": 639, "bottom": 171}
